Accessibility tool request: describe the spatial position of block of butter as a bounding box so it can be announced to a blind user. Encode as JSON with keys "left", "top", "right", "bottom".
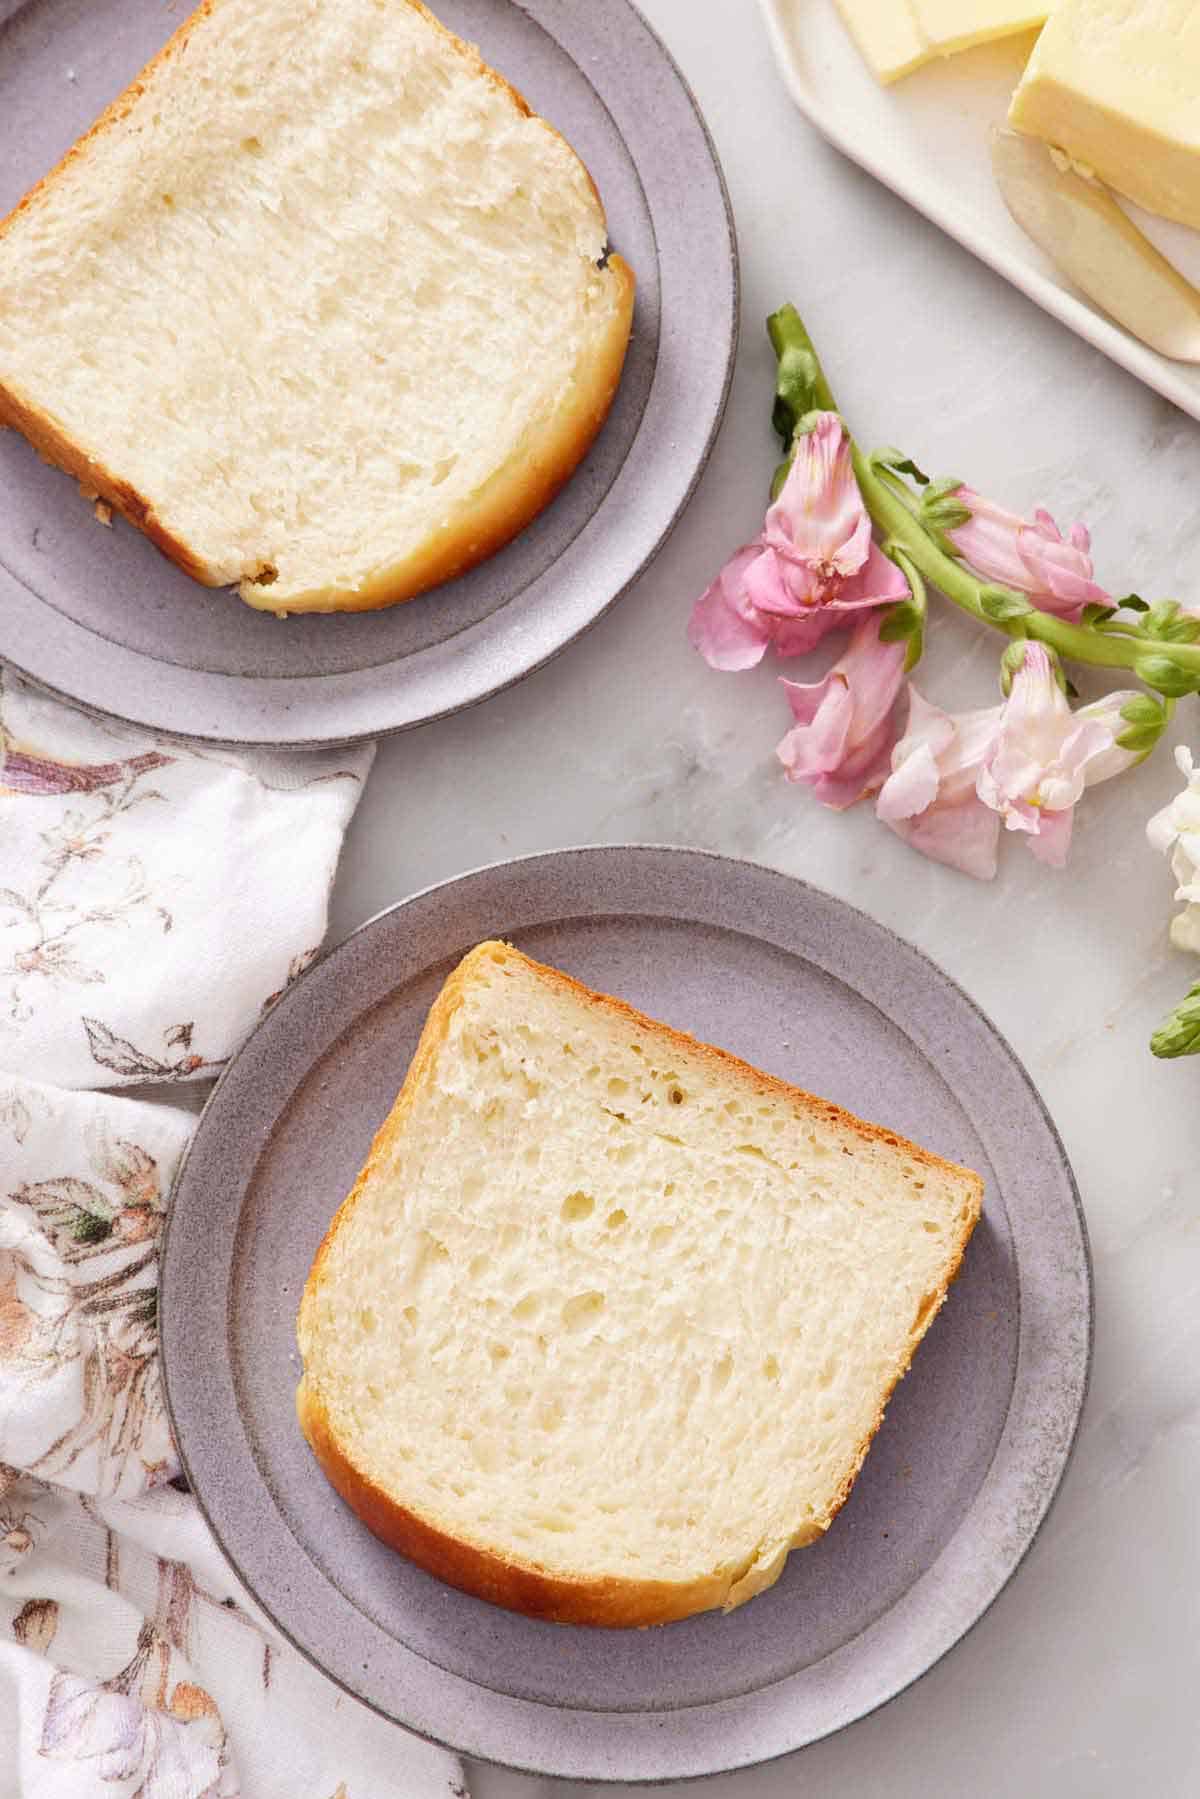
{"left": 834, "top": 0, "right": 1047, "bottom": 85}
{"left": 1010, "top": 1, "right": 1200, "bottom": 232}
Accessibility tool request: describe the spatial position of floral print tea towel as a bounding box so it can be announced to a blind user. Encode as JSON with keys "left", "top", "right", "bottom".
{"left": 0, "top": 1077, "right": 464, "bottom": 1797}
{"left": 0, "top": 677, "right": 466, "bottom": 1795}
{"left": 0, "top": 671, "right": 374, "bottom": 1089}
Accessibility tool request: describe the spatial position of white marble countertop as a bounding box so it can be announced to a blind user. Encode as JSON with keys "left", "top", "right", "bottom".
{"left": 326, "top": 3, "right": 1199, "bottom": 1791}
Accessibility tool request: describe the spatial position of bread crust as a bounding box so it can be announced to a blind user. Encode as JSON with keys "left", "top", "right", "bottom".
{"left": 0, "top": 0, "right": 225, "bottom": 579}
{"left": 241, "top": 257, "right": 635, "bottom": 613}
{"left": 0, "top": 0, "right": 635, "bottom": 613}
{"left": 297, "top": 942, "right": 984, "bottom": 1628}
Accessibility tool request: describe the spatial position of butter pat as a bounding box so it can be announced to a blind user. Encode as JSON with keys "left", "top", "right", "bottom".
{"left": 834, "top": 0, "right": 1047, "bottom": 85}
{"left": 1010, "top": 0, "right": 1200, "bottom": 231}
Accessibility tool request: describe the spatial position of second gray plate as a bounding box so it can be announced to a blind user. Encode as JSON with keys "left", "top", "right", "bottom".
{"left": 161, "top": 847, "right": 1090, "bottom": 1782}
{"left": 0, "top": 0, "right": 735, "bottom": 746}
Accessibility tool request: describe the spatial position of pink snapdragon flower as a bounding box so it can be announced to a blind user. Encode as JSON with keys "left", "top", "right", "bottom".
{"left": 877, "top": 644, "right": 1140, "bottom": 877}
{"left": 976, "top": 644, "right": 1141, "bottom": 866}
{"left": 946, "top": 489, "right": 1109, "bottom": 624}
{"left": 689, "top": 413, "right": 909, "bottom": 670}
{"left": 775, "top": 613, "right": 908, "bottom": 810}
{"left": 876, "top": 691, "right": 1005, "bottom": 880}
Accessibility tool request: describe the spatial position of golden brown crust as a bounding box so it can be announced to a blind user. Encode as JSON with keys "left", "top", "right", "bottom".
{"left": 296, "top": 941, "right": 983, "bottom": 1627}
{"left": 0, "top": 0, "right": 220, "bottom": 245}
{"left": 0, "top": 380, "right": 214, "bottom": 582}
{"left": 0, "top": 0, "right": 635, "bottom": 613}
{"left": 242, "top": 258, "right": 635, "bottom": 614}
{"left": 295, "top": 1377, "right": 729, "bottom": 1627}
{"left": 0, "top": 0, "right": 226, "bottom": 582}
{"left": 498, "top": 942, "right": 986, "bottom": 1192}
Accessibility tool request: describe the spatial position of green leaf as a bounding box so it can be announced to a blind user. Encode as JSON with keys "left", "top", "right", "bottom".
{"left": 767, "top": 306, "right": 837, "bottom": 444}
{"left": 878, "top": 548, "right": 926, "bottom": 670}
{"left": 877, "top": 605, "right": 917, "bottom": 643}
{"left": 1151, "top": 980, "right": 1200, "bottom": 1058}
{"left": 1119, "top": 693, "right": 1167, "bottom": 728}
{"left": 1143, "top": 600, "right": 1200, "bottom": 644}
{"left": 878, "top": 599, "right": 925, "bottom": 670}
{"left": 872, "top": 446, "right": 930, "bottom": 486}
{"left": 1114, "top": 694, "right": 1168, "bottom": 751}
{"left": 1080, "top": 603, "right": 1117, "bottom": 628}
{"left": 980, "top": 585, "right": 1035, "bottom": 623}
{"left": 923, "top": 477, "right": 965, "bottom": 505}
{"left": 72, "top": 1210, "right": 113, "bottom": 1245}
{"left": 918, "top": 479, "right": 972, "bottom": 539}
{"left": 903, "top": 623, "right": 925, "bottom": 672}
{"left": 1115, "top": 723, "right": 1165, "bottom": 754}
{"left": 999, "top": 639, "right": 1029, "bottom": 695}
{"left": 1133, "top": 653, "right": 1199, "bottom": 699}
{"left": 768, "top": 307, "right": 830, "bottom": 449}
{"left": 1116, "top": 593, "right": 1149, "bottom": 612}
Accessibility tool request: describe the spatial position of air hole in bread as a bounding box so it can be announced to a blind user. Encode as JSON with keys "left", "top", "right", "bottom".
{"left": 562, "top": 1290, "right": 604, "bottom": 1332}
{"left": 560, "top": 1190, "right": 594, "bottom": 1224}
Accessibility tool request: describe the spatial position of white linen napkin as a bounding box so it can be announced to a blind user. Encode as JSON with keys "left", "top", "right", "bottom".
{"left": 0, "top": 682, "right": 466, "bottom": 1798}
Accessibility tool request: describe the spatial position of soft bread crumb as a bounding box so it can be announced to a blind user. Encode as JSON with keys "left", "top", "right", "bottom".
{"left": 296, "top": 942, "right": 983, "bottom": 1628}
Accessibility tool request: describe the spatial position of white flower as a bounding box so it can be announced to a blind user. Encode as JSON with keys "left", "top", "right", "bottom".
{"left": 1147, "top": 747, "right": 1200, "bottom": 952}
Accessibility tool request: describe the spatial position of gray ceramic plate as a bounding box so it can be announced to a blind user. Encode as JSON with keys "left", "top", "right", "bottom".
{"left": 0, "top": 0, "right": 735, "bottom": 748}
{"left": 161, "top": 847, "right": 1091, "bottom": 1782}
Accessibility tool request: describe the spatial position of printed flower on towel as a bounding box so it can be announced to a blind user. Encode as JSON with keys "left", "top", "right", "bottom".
{"left": 0, "top": 1110, "right": 179, "bottom": 1495}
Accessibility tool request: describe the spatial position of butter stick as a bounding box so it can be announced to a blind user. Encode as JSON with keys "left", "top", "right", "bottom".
{"left": 834, "top": 0, "right": 1047, "bottom": 86}
{"left": 1009, "top": 0, "right": 1200, "bottom": 232}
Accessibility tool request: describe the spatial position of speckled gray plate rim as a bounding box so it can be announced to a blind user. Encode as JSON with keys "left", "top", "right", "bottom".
{"left": 161, "top": 847, "right": 1091, "bottom": 1783}
{"left": 0, "top": 0, "right": 737, "bottom": 748}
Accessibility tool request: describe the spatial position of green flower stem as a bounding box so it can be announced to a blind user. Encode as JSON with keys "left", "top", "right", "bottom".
{"left": 852, "top": 450, "right": 1170, "bottom": 673}
{"left": 768, "top": 304, "right": 1200, "bottom": 684}
{"left": 767, "top": 308, "right": 836, "bottom": 413}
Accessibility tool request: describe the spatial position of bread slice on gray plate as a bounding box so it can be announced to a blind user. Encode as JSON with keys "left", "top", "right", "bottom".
{"left": 296, "top": 940, "right": 983, "bottom": 1628}
{"left": 0, "top": 0, "right": 635, "bottom": 614}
